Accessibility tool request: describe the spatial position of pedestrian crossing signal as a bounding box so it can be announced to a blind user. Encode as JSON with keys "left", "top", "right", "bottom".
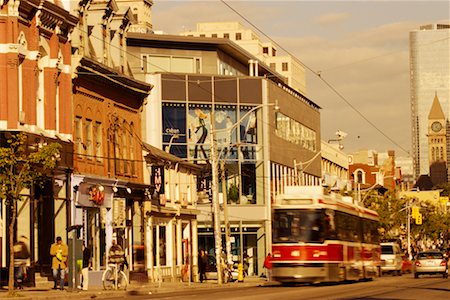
{"left": 415, "top": 213, "right": 422, "bottom": 225}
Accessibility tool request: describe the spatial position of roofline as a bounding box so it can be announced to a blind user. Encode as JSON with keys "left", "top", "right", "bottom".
{"left": 126, "top": 32, "right": 285, "bottom": 81}
{"left": 126, "top": 33, "right": 321, "bottom": 110}
{"left": 142, "top": 142, "right": 204, "bottom": 174}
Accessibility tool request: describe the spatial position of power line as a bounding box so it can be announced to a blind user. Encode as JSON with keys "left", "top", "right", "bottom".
{"left": 220, "top": 0, "right": 413, "bottom": 156}
{"left": 320, "top": 36, "right": 450, "bottom": 73}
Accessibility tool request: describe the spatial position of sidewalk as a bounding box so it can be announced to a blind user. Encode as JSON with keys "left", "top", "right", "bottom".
{"left": 0, "top": 276, "right": 269, "bottom": 299}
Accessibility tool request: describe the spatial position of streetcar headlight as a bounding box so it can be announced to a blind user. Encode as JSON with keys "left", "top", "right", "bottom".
{"left": 291, "top": 250, "right": 300, "bottom": 257}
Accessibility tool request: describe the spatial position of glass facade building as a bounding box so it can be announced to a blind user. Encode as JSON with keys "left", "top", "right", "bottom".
{"left": 410, "top": 24, "right": 450, "bottom": 178}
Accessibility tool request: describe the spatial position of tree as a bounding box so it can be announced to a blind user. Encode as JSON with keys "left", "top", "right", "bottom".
{"left": 363, "top": 190, "right": 450, "bottom": 247}
{"left": 363, "top": 190, "right": 408, "bottom": 240}
{"left": 0, "top": 133, "right": 61, "bottom": 295}
{"left": 412, "top": 202, "right": 450, "bottom": 242}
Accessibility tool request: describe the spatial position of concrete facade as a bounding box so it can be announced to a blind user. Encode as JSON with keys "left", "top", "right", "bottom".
{"left": 127, "top": 32, "right": 321, "bottom": 277}
{"left": 181, "top": 21, "right": 307, "bottom": 94}
{"left": 410, "top": 24, "right": 450, "bottom": 178}
{"left": 321, "top": 141, "right": 350, "bottom": 190}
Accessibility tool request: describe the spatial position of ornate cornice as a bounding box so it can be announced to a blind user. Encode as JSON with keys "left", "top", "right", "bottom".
{"left": 15, "top": 0, "right": 77, "bottom": 40}
{"left": 77, "top": 56, "right": 153, "bottom": 100}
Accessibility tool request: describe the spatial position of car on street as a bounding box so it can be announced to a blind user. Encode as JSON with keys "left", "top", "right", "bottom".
{"left": 414, "top": 250, "right": 448, "bottom": 278}
{"left": 380, "top": 242, "right": 403, "bottom": 276}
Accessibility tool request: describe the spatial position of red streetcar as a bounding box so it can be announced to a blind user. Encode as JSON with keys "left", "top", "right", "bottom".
{"left": 271, "top": 186, "right": 381, "bottom": 284}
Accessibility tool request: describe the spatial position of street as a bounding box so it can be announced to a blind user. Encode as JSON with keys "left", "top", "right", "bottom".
{"left": 114, "top": 275, "right": 449, "bottom": 300}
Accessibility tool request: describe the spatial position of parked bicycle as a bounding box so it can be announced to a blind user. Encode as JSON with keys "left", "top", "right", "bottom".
{"left": 102, "top": 263, "right": 128, "bottom": 290}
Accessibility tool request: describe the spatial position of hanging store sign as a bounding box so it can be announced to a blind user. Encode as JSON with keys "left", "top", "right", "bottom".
{"left": 75, "top": 182, "right": 113, "bottom": 208}
{"left": 113, "top": 198, "right": 126, "bottom": 228}
{"left": 151, "top": 166, "right": 165, "bottom": 195}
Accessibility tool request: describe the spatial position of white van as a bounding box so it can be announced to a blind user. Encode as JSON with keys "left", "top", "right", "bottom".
{"left": 380, "top": 242, "right": 403, "bottom": 276}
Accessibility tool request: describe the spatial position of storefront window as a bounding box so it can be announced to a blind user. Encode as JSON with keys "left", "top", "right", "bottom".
{"left": 132, "top": 202, "right": 145, "bottom": 271}
{"left": 153, "top": 225, "right": 167, "bottom": 266}
{"left": 159, "top": 226, "right": 166, "bottom": 265}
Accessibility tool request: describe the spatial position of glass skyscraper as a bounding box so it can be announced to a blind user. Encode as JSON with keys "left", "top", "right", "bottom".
{"left": 410, "top": 24, "right": 450, "bottom": 178}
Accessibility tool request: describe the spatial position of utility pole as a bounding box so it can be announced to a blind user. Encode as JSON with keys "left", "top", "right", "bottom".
{"left": 407, "top": 199, "right": 411, "bottom": 260}
{"left": 209, "top": 110, "right": 223, "bottom": 285}
{"left": 221, "top": 161, "right": 232, "bottom": 267}
{"left": 209, "top": 103, "right": 277, "bottom": 284}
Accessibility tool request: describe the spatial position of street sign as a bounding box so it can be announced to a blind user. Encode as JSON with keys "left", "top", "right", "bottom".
{"left": 113, "top": 197, "right": 126, "bottom": 228}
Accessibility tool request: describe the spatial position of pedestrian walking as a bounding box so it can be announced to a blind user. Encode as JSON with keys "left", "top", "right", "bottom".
{"left": 198, "top": 249, "right": 207, "bottom": 283}
{"left": 50, "top": 236, "right": 68, "bottom": 290}
{"left": 81, "top": 243, "right": 92, "bottom": 290}
{"left": 13, "top": 236, "right": 30, "bottom": 289}
{"left": 263, "top": 253, "right": 272, "bottom": 281}
{"left": 243, "top": 251, "right": 250, "bottom": 276}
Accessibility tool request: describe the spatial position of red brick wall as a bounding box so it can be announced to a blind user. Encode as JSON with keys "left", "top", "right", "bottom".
{"left": 73, "top": 84, "right": 144, "bottom": 183}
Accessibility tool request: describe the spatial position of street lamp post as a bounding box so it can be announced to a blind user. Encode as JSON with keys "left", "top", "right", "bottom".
{"left": 406, "top": 199, "right": 411, "bottom": 259}
{"left": 399, "top": 197, "right": 416, "bottom": 259}
{"left": 209, "top": 109, "right": 223, "bottom": 285}
{"left": 209, "top": 102, "right": 278, "bottom": 284}
{"left": 221, "top": 160, "right": 232, "bottom": 269}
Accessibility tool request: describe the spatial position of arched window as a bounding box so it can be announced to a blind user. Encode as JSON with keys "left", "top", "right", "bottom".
{"left": 130, "top": 122, "right": 136, "bottom": 175}
{"left": 355, "top": 169, "right": 364, "bottom": 184}
{"left": 122, "top": 122, "right": 128, "bottom": 174}
{"left": 114, "top": 129, "right": 121, "bottom": 174}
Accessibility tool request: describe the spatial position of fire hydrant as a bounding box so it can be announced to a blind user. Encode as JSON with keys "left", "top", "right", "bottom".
{"left": 237, "top": 263, "right": 244, "bottom": 282}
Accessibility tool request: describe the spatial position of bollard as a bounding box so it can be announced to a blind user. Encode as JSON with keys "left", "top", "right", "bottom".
{"left": 237, "top": 263, "right": 244, "bottom": 282}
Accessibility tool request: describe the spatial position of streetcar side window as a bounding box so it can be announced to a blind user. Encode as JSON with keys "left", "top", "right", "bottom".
{"left": 335, "top": 212, "right": 347, "bottom": 241}
{"left": 362, "top": 219, "right": 371, "bottom": 243}
{"left": 273, "top": 209, "right": 327, "bottom": 243}
{"left": 324, "top": 209, "right": 337, "bottom": 240}
{"left": 335, "top": 212, "right": 362, "bottom": 242}
{"left": 362, "top": 219, "right": 380, "bottom": 244}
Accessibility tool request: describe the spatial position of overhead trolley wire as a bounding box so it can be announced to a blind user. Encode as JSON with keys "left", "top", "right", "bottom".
{"left": 220, "top": 0, "right": 416, "bottom": 156}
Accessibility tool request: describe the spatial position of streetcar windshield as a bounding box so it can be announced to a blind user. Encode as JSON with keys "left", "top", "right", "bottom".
{"left": 272, "top": 209, "right": 334, "bottom": 243}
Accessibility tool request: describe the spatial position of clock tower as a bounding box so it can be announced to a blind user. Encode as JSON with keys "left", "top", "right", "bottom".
{"left": 427, "top": 92, "right": 447, "bottom": 185}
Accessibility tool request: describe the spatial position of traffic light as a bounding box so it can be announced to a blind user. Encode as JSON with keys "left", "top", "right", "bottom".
{"left": 415, "top": 213, "right": 422, "bottom": 225}
{"left": 412, "top": 206, "right": 419, "bottom": 219}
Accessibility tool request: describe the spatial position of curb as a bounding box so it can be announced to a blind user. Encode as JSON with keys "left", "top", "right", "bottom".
{"left": 0, "top": 279, "right": 269, "bottom": 299}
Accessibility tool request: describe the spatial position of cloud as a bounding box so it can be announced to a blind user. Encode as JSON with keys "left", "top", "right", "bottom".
{"left": 152, "top": 1, "right": 285, "bottom": 35}
{"left": 313, "top": 12, "right": 351, "bottom": 27}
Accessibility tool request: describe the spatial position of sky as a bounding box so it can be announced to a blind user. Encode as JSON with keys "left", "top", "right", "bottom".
{"left": 151, "top": 0, "right": 450, "bottom": 157}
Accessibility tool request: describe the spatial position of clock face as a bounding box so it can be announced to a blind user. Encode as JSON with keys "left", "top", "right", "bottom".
{"left": 431, "top": 121, "right": 443, "bottom": 132}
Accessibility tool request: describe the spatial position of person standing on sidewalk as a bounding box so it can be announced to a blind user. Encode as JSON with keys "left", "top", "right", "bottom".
{"left": 14, "top": 236, "right": 30, "bottom": 289}
{"left": 198, "top": 250, "right": 207, "bottom": 283}
{"left": 81, "top": 243, "right": 92, "bottom": 290}
{"left": 50, "top": 236, "right": 68, "bottom": 290}
{"left": 263, "top": 253, "right": 272, "bottom": 281}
